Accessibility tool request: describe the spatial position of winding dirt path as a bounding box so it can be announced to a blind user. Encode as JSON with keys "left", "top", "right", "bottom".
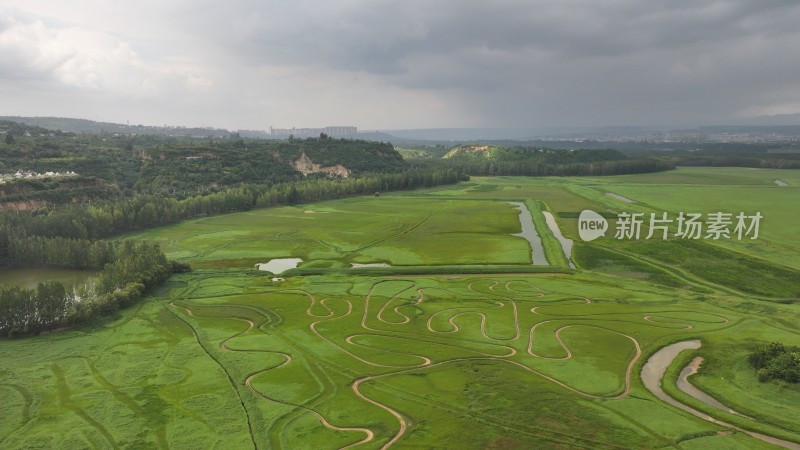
{"left": 351, "top": 375, "right": 408, "bottom": 450}
{"left": 527, "top": 321, "right": 572, "bottom": 360}
{"left": 247, "top": 370, "right": 375, "bottom": 450}
{"left": 313, "top": 298, "right": 431, "bottom": 369}
{"left": 174, "top": 302, "right": 377, "bottom": 449}
{"left": 172, "top": 277, "right": 744, "bottom": 448}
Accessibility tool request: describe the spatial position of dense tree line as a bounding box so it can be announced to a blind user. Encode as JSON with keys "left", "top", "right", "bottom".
{"left": 749, "top": 342, "right": 800, "bottom": 383}
{"left": 0, "top": 236, "right": 113, "bottom": 268}
{"left": 255, "top": 168, "right": 466, "bottom": 207}
{"left": 462, "top": 157, "right": 675, "bottom": 177}
{"left": 0, "top": 241, "right": 172, "bottom": 337}
{"left": 436, "top": 146, "right": 676, "bottom": 177}
{"left": 0, "top": 282, "right": 73, "bottom": 336}
{"left": 0, "top": 168, "right": 466, "bottom": 241}
{"left": 634, "top": 144, "right": 800, "bottom": 169}
{"left": 670, "top": 154, "right": 800, "bottom": 169}
{"left": 447, "top": 157, "right": 675, "bottom": 177}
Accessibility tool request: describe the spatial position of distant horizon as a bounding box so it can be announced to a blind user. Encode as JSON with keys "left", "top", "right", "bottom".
{"left": 0, "top": 113, "right": 800, "bottom": 133}
{"left": 4, "top": 113, "right": 800, "bottom": 135}
{"left": 6, "top": 115, "right": 800, "bottom": 146}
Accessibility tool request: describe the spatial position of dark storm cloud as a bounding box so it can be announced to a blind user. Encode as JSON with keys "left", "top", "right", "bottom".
{"left": 2, "top": 0, "right": 800, "bottom": 128}
{"left": 176, "top": 0, "right": 800, "bottom": 125}
{"left": 211, "top": 1, "right": 797, "bottom": 71}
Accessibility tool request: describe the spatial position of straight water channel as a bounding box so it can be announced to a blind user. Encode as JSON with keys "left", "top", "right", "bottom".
{"left": 508, "top": 202, "right": 548, "bottom": 265}
{"left": 542, "top": 211, "right": 575, "bottom": 269}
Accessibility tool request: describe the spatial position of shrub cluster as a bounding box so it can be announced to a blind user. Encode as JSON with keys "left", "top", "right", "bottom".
{"left": 749, "top": 342, "right": 800, "bottom": 383}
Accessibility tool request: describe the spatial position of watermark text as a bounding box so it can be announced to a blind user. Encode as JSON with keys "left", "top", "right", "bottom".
{"left": 578, "top": 210, "right": 762, "bottom": 241}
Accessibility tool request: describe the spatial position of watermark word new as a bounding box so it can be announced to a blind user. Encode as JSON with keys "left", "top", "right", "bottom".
{"left": 578, "top": 210, "right": 762, "bottom": 242}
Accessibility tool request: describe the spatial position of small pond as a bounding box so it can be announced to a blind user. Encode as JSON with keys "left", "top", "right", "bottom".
{"left": 0, "top": 268, "right": 97, "bottom": 290}
{"left": 255, "top": 258, "right": 303, "bottom": 274}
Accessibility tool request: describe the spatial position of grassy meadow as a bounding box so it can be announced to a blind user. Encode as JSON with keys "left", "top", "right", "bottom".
{"left": 2, "top": 167, "right": 800, "bottom": 449}
{"left": 123, "top": 197, "right": 533, "bottom": 269}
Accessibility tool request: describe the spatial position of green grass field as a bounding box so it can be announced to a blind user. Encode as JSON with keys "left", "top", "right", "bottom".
{"left": 2, "top": 168, "right": 799, "bottom": 449}
{"left": 124, "top": 196, "right": 533, "bottom": 269}
{"left": 584, "top": 168, "right": 800, "bottom": 270}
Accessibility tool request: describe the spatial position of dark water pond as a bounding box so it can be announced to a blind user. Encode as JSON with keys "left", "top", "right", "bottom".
{"left": 0, "top": 268, "right": 97, "bottom": 290}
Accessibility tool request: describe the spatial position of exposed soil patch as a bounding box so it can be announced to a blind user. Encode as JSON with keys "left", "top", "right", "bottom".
{"left": 606, "top": 192, "right": 635, "bottom": 203}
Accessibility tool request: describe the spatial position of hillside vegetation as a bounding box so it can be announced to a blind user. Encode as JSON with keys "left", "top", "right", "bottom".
{"left": 0, "top": 121, "right": 409, "bottom": 210}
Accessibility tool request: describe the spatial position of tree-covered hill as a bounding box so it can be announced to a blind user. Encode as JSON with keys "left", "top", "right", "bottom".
{"left": 0, "top": 128, "right": 407, "bottom": 208}
{"left": 133, "top": 136, "right": 404, "bottom": 194}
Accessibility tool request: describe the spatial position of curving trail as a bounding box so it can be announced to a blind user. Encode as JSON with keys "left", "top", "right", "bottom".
{"left": 526, "top": 323, "right": 642, "bottom": 398}
{"left": 642, "top": 311, "right": 729, "bottom": 330}
{"left": 527, "top": 321, "right": 572, "bottom": 360}
{"left": 643, "top": 315, "right": 693, "bottom": 329}
{"left": 246, "top": 370, "right": 375, "bottom": 450}
{"left": 312, "top": 300, "right": 432, "bottom": 370}
{"left": 272, "top": 289, "right": 335, "bottom": 318}
{"left": 425, "top": 300, "right": 519, "bottom": 342}
{"left": 345, "top": 335, "right": 433, "bottom": 367}
{"left": 350, "top": 278, "right": 725, "bottom": 443}
{"left": 530, "top": 297, "right": 591, "bottom": 315}
{"left": 351, "top": 375, "right": 407, "bottom": 450}
{"left": 380, "top": 288, "right": 425, "bottom": 324}
{"left": 505, "top": 279, "right": 548, "bottom": 295}
{"left": 171, "top": 276, "right": 737, "bottom": 448}
{"left": 617, "top": 333, "right": 643, "bottom": 398}
{"left": 173, "top": 302, "right": 377, "bottom": 449}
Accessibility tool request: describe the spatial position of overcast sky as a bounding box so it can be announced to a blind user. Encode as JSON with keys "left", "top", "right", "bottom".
{"left": 1, "top": 0, "right": 799, "bottom": 130}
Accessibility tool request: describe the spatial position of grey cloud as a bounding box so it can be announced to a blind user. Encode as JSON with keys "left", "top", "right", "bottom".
{"left": 2, "top": 0, "right": 800, "bottom": 129}
{"left": 189, "top": 0, "right": 800, "bottom": 123}
{"left": 204, "top": 1, "right": 799, "bottom": 69}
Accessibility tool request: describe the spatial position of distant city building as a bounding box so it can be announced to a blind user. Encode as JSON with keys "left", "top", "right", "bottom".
{"left": 270, "top": 126, "right": 357, "bottom": 138}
